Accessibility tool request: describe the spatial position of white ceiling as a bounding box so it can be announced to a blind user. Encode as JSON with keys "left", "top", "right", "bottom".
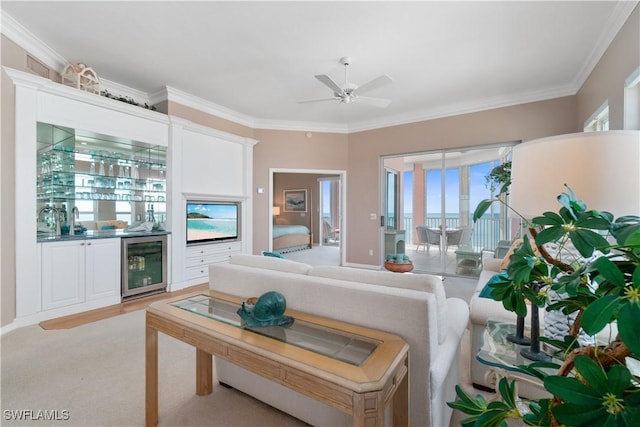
{"left": 1, "top": 1, "right": 637, "bottom": 133}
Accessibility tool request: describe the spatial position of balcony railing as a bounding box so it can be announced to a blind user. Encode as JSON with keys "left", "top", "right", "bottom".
{"left": 402, "top": 215, "right": 504, "bottom": 251}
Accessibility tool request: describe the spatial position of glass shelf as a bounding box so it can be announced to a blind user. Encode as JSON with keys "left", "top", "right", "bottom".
{"left": 36, "top": 122, "right": 167, "bottom": 232}
{"left": 172, "top": 294, "right": 381, "bottom": 366}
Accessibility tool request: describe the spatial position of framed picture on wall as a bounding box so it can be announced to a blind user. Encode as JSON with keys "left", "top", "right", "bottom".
{"left": 283, "top": 189, "right": 307, "bottom": 212}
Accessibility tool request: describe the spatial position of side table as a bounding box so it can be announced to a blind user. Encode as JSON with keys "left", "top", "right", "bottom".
{"left": 455, "top": 246, "right": 482, "bottom": 275}
{"left": 475, "top": 320, "right": 555, "bottom": 399}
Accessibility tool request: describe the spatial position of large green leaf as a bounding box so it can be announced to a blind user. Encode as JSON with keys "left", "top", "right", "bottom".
{"left": 447, "top": 385, "right": 488, "bottom": 415}
{"left": 617, "top": 303, "right": 640, "bottom": 355}
{"left": 533, "top": 211, "right": 564, "bottom": 226}
{"left": 581, "top": 295, "right": 619, "bottom": 335}
{"left": 595, "top": 257, "right": 626, "bottom": 288}
{"left": 574, "top": 354, "right": 608, "bottom": 391}
{"left": 575, "top": 215, "right": 612, "bottom": 230}
{"left": 544, "top": 376, "right": 601, "bottom": 405}
{"left": 473, "top": 199, "right": 495, "bottom": 223}
{"left": 535, "top": 226, "right": 566, "bottom": 245}
{"left": 569, "top": 228, "right": 610, "bottom": 257}
{"left": 552, "top": 403, "right": 609, "bottom": 426}
{"left": 475, "top": 409, "right": 509, "bottom": 427}
{"left": 605, "top": 364, "right": 632, "bottom": 395}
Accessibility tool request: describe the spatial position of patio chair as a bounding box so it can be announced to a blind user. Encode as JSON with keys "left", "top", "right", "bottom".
{"left": 322, "top": 220, "right": 338, "bottom": 243}
{"left": 445, "top": 228, "right": 464, "bottom": 252}
{"left": 415, "top": 225, "right": 441, "bottom": 253}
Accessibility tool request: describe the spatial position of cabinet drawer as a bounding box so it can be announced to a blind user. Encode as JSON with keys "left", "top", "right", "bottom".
{"left": 185, "top": 242, "right": 241, "bottom": 268}
{"left": 184, "top": 265, "right": 210, "bottom": 281}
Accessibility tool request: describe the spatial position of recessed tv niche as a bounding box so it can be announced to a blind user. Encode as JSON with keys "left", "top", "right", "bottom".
{"left": 186, "top": 201, "right": 240, "bottom": 245}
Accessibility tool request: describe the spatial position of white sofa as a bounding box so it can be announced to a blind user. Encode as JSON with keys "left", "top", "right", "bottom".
{"left": 208, "top": 254, "right": 469, "bottom": 427}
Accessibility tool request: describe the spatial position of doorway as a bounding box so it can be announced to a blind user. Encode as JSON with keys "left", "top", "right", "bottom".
{"left": 269, "top": 168, "right": 346, "bottom": 266}
{"left": 319, "top": 177, "right": 341, "bottom": 247}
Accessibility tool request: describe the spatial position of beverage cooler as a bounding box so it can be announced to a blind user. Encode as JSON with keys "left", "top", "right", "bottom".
{"left": 122, "top": 235, "right": 167, "bottom": 299}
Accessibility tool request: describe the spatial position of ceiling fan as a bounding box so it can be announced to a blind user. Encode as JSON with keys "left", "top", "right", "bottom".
{"left": 298, "top": 57, "right": 392, "bottom": 108}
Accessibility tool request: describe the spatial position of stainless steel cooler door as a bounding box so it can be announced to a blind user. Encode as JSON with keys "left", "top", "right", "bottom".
{"left": 121, "top": 235, "right": 167, "bottom": 299}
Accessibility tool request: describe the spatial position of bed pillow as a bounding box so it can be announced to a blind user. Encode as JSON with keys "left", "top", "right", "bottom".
{"left": 262, "top": 251, "right": 285, "bottom": 258}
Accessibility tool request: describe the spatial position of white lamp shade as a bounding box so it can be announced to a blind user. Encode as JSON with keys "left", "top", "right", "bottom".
{"left": 272, "top": 206, "right": 281, "bottom": 216}
{"left": 510, "top": 131, "right": 640, "bottom": 219}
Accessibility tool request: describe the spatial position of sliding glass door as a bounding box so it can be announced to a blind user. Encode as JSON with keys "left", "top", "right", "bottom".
{"left": 387, "top": 143, "right": 515, "bottom": 276}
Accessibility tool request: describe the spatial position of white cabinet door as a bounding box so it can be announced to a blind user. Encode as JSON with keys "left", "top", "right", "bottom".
{"left": 85, "top": 238, "right": 120, "bottom": 301}
{"left": 42, "top": 240, "right": 85, "bottom": 311}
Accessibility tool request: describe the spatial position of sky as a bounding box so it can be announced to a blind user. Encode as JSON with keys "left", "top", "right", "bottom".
{"left": 404, "top": 161, "right": 494, "bottom": 215}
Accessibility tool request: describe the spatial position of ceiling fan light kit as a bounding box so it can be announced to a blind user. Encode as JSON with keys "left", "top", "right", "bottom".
{"left": 298, "top": 56, "right": 392, "bottom": 107}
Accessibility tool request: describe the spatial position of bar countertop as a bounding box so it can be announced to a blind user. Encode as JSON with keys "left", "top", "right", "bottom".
{"left": 37, "top": 229, "right": 170, "bottom": 243}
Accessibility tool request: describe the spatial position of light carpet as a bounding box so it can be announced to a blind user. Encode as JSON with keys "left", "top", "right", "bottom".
{"left": 1, "top": 310, "right": 306, "bottom": 427}
{"left": 1, "top": 250, "right": 480, "bottom": 427}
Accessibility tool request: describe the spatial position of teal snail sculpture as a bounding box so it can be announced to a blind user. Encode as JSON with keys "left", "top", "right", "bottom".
{"left": 237, "top": 291, "right": 294, "bottom": 327}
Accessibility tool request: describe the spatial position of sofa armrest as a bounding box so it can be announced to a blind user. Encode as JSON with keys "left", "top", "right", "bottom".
{"left": 429, "top": 297, "right": 469, "bottom": 427}
{"left": 431, "top": 297, "right": 469, "bottom": 392}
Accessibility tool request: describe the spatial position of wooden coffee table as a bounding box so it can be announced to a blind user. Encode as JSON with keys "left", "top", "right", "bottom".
{"left": 146, "top": 290, "right": 409, "bottom": 427}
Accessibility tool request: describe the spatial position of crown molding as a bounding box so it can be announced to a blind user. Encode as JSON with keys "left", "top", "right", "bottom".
{"left": 1, "top": 12, "right": 67, "bottom": 72}
{"left": 572, "top": 1, "right": 639, "bottom": 91}
{"left": 150, "top": 86, "right": 256, "bottom": 128}
{"left": 346, "top": 83, "right": 577, "bottom": 133}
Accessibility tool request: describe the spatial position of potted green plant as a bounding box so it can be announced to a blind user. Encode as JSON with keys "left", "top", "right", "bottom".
{"left": 449, "top": 186, "right": 640, "bottom": 426}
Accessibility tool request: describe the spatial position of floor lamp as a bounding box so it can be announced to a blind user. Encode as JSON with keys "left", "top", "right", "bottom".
{"left": 509, "top": 130, "right": 640, "bottom": 361}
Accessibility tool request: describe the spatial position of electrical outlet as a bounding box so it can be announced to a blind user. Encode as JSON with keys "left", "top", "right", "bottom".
{"left": 369, "top": 249, "right": 374, "bottom": 256}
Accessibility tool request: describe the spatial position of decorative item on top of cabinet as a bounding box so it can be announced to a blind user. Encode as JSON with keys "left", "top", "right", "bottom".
{"left": 62, "top": 63, "right": 100, "bottom": 94}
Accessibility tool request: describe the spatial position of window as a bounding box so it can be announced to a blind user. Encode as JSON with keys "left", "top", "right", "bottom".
{"left": 584, "top": 101, "right": 609, "bottom": 131}
{"left": 624, "top": 67, "right": 640, "bottom": 130}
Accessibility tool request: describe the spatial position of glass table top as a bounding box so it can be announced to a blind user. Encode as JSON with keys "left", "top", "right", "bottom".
{"left": 478, "top": 320, "right": 640, "bottom": 379}
{"left": 476, "top": 320, "right": 562, "bottom": 376}
{"left": 172, "top": 294, "right": 380, "bottom": 366}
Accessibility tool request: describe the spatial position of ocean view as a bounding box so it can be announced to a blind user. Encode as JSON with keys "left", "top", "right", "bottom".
{"left": 187, "top": 218, "right": 237, "bottom": 235}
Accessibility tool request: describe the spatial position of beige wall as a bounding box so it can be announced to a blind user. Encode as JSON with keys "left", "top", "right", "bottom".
{"left": 2, "top": 6, "right": 637, "bottom": 326}
{"left": 1, "top": 35, "right": 21, "bottom": 326}
{"left": 252, "top": 130, "right": 349, "bottom": 254}
{"left": 166, "top": 102, "right": 255, "bottom": 139}
{"left": 576, "top": 4, "right": 639, "bottom": 129}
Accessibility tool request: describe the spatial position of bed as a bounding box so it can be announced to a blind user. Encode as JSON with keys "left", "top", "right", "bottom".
{"left": 272, "top": 224, "right": 312, "bottom": 253}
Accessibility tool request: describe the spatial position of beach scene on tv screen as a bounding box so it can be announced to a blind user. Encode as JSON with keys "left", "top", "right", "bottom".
{"left": 187, "top": 203, "right": 237, "bottom": 242}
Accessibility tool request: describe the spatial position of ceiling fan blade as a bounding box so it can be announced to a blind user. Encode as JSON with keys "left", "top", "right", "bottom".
{"left": 297, "top": 97, "right": 341, "bottom": 104}
{"left": 352, "top": 74, "right": 392, "bottom": 96}
{"left": 314, "top": 74, "right": 344, "bottom": 95}
{"left": 355, "top": 96, "right": 392, "bottom": 108}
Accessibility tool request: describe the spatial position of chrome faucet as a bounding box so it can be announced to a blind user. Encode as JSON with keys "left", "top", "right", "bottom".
{"left": 37, "top": 205, "right": 62, "bottom": 236}
{"left": 70, "top": 206, "right": 80, "bottom": 236}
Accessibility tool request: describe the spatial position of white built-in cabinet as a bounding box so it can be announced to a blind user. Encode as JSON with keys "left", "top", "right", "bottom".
{"left": 7, "top": 67, "right": 256, "bottom": 327}
{"left": 41, "top": 238, "right": 120, "bottom": 312}
{"left": 184, "top": 242, "right": 242, "bottom": 283}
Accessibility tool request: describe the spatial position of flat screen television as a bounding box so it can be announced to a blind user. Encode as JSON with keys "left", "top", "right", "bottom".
{"left": 186, "top": 201, "right": 240, "bottom": 245}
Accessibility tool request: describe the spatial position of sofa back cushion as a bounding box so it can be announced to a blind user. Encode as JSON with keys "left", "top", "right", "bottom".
{"left": 229, "top": 254, "right": 312, "bottom": 275}
{"left": 309, "top": 266, "right": 448, "bottom": 344}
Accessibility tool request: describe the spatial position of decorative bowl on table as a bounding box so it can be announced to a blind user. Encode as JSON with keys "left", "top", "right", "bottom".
{"left": 384, "top": 260, "right": 414, "bottom": 273}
